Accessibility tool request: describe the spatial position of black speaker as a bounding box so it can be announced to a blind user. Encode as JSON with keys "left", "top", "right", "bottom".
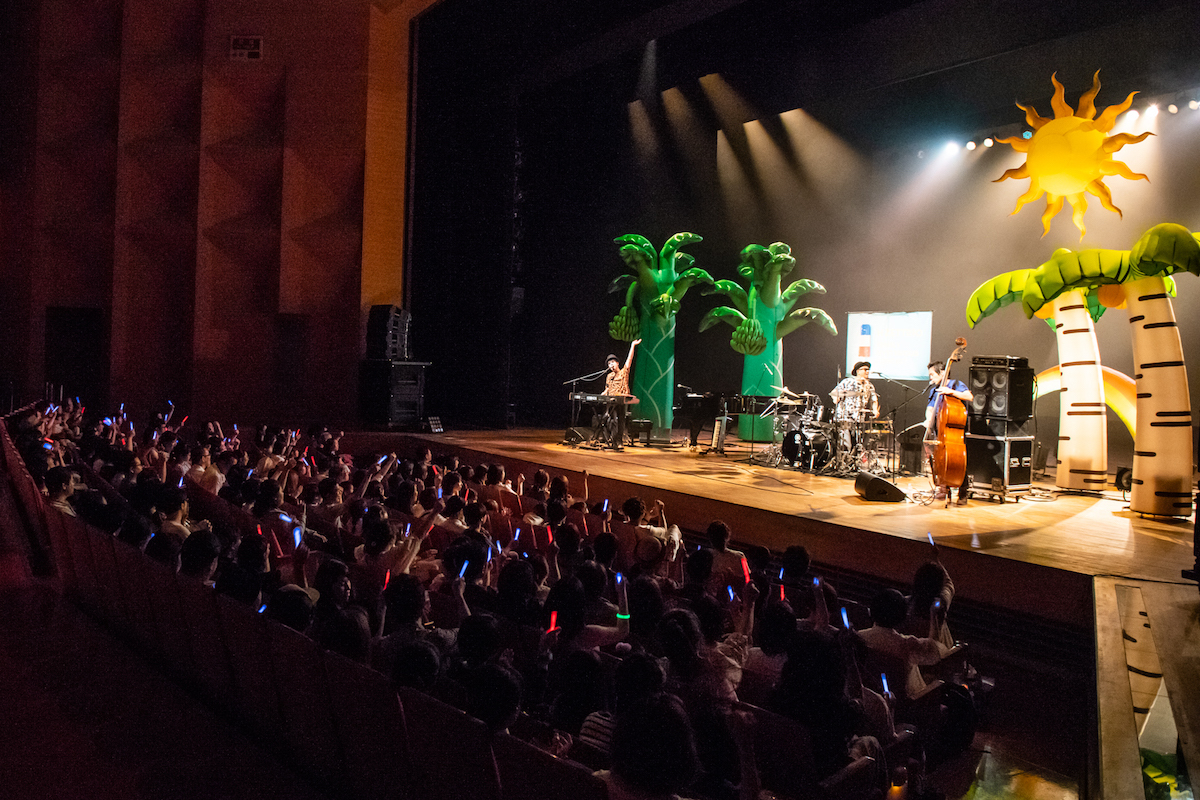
{"left": 563, "top": 427, "right": 593, "bottom": 445}
{"left": 366, "top": 305, "right": 412, "bottom": 361}
{"left": 854, "top": 471, "right": 907, "bottom": 502}
{"left": 966, "top": 435, "right": 1033, "bottom": 490}
{"left": 969, "top": 360, "right": 1034, "bottom": 420}
{"left": 360, "top": 360, "right": 425, "bottom": 427}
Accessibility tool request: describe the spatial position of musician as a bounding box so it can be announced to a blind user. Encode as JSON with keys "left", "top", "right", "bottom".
{"left": 924, "top": 360, "right": 973, "bottom": 504}
{"left": 603, "top": 338, "right": 641, "bottom": 451}
{"left": 830, "top": 361, "right": 879, "bottom": 421}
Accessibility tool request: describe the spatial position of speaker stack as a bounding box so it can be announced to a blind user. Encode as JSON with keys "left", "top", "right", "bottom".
{"left": 965, "top": 355, "right": 1035, "bottom": 497}
{"left": 360, "top": 306, "right": 430, "bottom": 429}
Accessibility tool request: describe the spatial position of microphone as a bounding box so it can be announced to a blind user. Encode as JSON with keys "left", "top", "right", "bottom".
{"left": 676, "top": 383, "right": 693, "bottom": 391}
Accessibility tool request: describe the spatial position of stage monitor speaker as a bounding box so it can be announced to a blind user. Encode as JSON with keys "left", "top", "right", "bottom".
{"left": 366, "top": 305, "right": 412, "bottom": 361}
{"left": 966, "top": 435, "right": 1033, "bottom": 491}
{"left": 563, "top": 426, "right": 593, "bottom": 445}
{"left": 854, "top": 471, "right": 907, "bottom": 502}
{"left": 969, "top": 361, "right": 1034, "bottom": 420}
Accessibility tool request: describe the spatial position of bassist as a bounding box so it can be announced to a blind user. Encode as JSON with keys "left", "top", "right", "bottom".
{"left": 925, "top": 358, "right": 973, "bottom": 505}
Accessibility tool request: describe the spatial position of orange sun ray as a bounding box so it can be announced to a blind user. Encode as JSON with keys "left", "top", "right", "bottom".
{"left": 1041, "top": 195, "right": 1065, "bottom": 235}
{"left": 995, "top": 135, "right": 1030, "bottom": 153}
{"left": 1100, "top": 160, "right": 1148, "bottom": 181}
{"left": 1077, "top": 70, "right": 1102, "bottom": 120}
{"left": 1050, "top": 73, "right": 1073, "bottom": 118}
{"left": 994, "top": 163, "right": 1031, "bottom": 182}
{"left": 1017, "top": 102, "right": 1051, "bottom": 129}
{"left": 1012, "top": 181, "right": 1045, "bottom": 215}
{"left": 1093, "top": 91, "right": 1139, "bottom": 132}
{"left": 1067, "top": 193, "right": 1088, "bottom": 237}
{"left": 1103, "top": 131, "right": 1153, "bottom": 153}
{"left": 1085, "top": 179, "right": 1121, "bottom": 216}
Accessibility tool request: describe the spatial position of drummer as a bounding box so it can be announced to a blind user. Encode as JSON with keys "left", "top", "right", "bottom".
{"left": 830, "top": 361, "right": 879, "bottom": 421}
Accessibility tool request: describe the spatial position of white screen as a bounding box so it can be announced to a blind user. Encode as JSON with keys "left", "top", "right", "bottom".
{"left": 845, "top": 312, "right": 933, "bottom": 381}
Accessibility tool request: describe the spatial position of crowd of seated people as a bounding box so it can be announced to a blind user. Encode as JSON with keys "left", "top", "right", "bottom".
{"left": 7, "top": 398, "right": 988, "bottom": 800}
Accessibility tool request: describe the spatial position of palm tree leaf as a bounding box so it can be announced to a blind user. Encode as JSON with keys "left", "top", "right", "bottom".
{"left": 781, "top": 279, "right": 826, "bottom": 310}
{"left": 704, "top": 279, "right": 749, "bottom": 315}
{"left": 1130, "top": 222, "right": 1200, "bottom": 278}
{"left": 699, "top": 306, "right": 746, "bottom": 332}
{"left": 777, "top": 307, "right": 837, "bottom": 338}
{"left": 671, "top": 267, "right": 714, "bottom": 301}
{"left": 658, "top": 232, "right": 702, "bottom": 266}
{"left": 1084, "top": 287, "right": 1108, "bottom": 323}
{"left": 965, "top": 270, "right": 1031, "bottom": 327}
{"left": 608, "top": 273, "right": 636, "bottom": 294}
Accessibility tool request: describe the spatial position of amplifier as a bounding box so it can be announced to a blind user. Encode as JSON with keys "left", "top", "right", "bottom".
{"left": 967, "top": 435, "right": 1033, "bottom": 493}
{"left": 971, "top": 355, "right": 1029, "bottom": 369}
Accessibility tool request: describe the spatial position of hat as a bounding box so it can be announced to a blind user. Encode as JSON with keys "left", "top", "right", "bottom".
{"left": 606, "top": 353, "right": 619, "bottom": 363}
{"left": 852, "top": 361, "right": 871, "bottom": 375}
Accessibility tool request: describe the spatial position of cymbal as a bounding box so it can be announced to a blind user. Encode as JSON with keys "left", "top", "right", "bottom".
{"left": 771, "top": 385, "right": 801, "bottom": 397}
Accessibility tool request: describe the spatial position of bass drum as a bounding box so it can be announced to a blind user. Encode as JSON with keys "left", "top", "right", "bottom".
{"left": 781, "top": 429, "right": 832, "bottom": 470}
{"left": 801, "top": 429, "right": 833, "bottom": 471}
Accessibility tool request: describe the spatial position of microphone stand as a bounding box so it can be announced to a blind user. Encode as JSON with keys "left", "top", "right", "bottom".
{"left": 872, "top": 373, "right": 923, "bottom": 478}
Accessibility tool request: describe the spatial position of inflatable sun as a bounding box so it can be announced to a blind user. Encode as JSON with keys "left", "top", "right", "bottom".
{"left": 995, "top": 72, "right": 1152, "bottom": 238}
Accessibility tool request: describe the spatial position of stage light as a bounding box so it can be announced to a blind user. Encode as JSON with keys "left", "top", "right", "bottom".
{"left": 1190, "top": 100, "right": 1199, "bottom": 110}
{"left": 1124, "top": 109, "right": 1140, "bottom": 123}
{"left": 1144, "top": 104, "right": 1159, "bottom": 119}
{"left": 966, "top": 141, "right": 976, "bottom": 150}
{"left": 1168, "top": 104, "right": 1178, "bottom": 114}
{"left": 983, "top": 138, "right": 994, "bottom": 147}
{"left": 943, "top": 142, "right": 959, "bottom": 155}
{"left": 1022, "top": 130, "right": 1032, "bottom": 139}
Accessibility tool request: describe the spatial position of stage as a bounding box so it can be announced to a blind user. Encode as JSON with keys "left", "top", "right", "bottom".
{"left": 342, "top": 428, "right": 1197, "bottom": 629}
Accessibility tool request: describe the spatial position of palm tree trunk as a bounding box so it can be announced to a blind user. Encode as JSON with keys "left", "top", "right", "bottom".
{"left": 1125, "top": 275, "right": 1194, "bottom": 517}
{"left": 739, "top": 303, "right": 783, "bottom": 441}
{"left": 631, "top": 312, "right": 675, "bottom": 441}
{"left": 1051, "top": 290, "right": 1107, "bottom": 490}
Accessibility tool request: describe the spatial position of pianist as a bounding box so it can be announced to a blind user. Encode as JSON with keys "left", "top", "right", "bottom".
{"left": 604, "top": 338, "right": 641, "bottom": 451}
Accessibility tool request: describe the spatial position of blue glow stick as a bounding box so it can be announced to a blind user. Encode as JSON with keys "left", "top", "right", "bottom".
{"left": 812, "top": 576, "right": 820, "bottom": 587}
{"left": 459, "top": 560, "right": 469, "bottom": 579}
{"left": 437, "top": 487, "right": 443, "bottom": 499}
{"left": 727, "top": 586, "right": 736, "bottom": 602}
{"left": 293, "top": 526, "right": 302, "bottom": 549}
{"left": 841, "top": 607, "right": 850, "bottom": 629}
{"left": 513, "top": 527, "right": 521, "bottom": 542}
{"left": 881, "top": 673, "right": 891, "bottom": 695}
{"left": 927, "top": 532, "right": 935, "bottom": 547}
{"left": 377, "top": 455, "right": 387, "bottom": 466}
{"left": 178, "top": 475, "right": 185, "bottom": 488}
{"left": 119, "top": 403, "right": 124, "bottom": 413}
{"left": 778, "top": 567, "right": 785, "bottom": 580}
{"left": 258, "top": 603, "right": 268, "bottom": 614}
{"left": 602, "top": 498, "right": 609, "bottom": 512}
{"left": 615, "top": 572, "right": 623, "bottom": 585}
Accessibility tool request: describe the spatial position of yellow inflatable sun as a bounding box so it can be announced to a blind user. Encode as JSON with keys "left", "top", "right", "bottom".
{"left": 995, "top": 71, "right": 1152, "bottom": 238}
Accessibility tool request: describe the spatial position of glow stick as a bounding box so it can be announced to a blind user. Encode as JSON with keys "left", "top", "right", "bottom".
{"left": 812, "top": 576, "right": 820, "bottom": 587}
{"left": 545, "top": 525, "right": 553, "bottom": 545}
{"left": 548, "top": 610, "right": 558, "bottom": 632}
{"left": 378, "top": 455, "right": 387, "bottom": 466}
{"left": 841, "top": 607, "right": 851, "bottom": 629}
{"left": 779, "top": 566, "right": 785, "bottom": 580}
{"left": 459, "top": 560, "right": 469, "bottom": 579}
{"left": 178, "top": 475, "right": 185, "bottom": 488}
{"left": 406, "top": 522, "right": 412, "bottom": 537}
{"left": 180, "top": 415, "right": 188, "bottom": 426}
{"left": 927, "top": 532, "right": 936, "bottom": 547}
{"left": 615, "top": 572, "right": 623, "bottom": 585}
{"left": 258, "top": 603, "right": 267, "bottom": 614}
{"left": 779, "top": 585, "right": 785, "bottom": 601}
{"left": 602, "top": 498, "right": 609, "bottom": 513}
{"left": 384, "top": 569, "right": 391, "bottom": 589}
{"left": 881, "top": 673, "right": 891, "bottom": 696}
{"left": 437, "top": 487, "right": 443, "bottom": 499}
{"left": 120, "top": 403, "right": 124, "bottom": 413}
{"left": 513, "top": 527, "right": 521, "bottom": 542}
{"left": 293, "top": 526, "right": 302, "bottom": 550}
{"left": 741, "top": 556, "right": 751, "bottom": 584}
{"left": 727, "top": 586, "right": 736, "bottom": 602}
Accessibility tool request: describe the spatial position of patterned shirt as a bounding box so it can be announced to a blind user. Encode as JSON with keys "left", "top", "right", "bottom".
{"left": 831, "top": 376, "right": 877, "bottom": 420}
{"left": 605, "top": 365, "right": 630, "bottom": 397}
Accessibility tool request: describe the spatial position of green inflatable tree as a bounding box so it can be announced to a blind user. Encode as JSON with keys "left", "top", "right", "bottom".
{"left": 609, "top": 232, "right": 713, "bottom": 441}
{"left": 700, "top": 242, "right": 837, "bottom": 441}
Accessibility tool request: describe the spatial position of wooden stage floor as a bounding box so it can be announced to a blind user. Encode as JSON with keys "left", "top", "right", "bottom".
{"left": 343, "top": 428, "right": 1197, "bottom": 628}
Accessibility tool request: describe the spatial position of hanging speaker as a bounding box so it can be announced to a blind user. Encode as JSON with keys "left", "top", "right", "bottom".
{"left": 854, "top": 471, "right": 907, "bottom": 502}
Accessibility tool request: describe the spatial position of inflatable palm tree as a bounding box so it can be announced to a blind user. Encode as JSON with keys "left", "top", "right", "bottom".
{"left": 968, "top": 223, "right": 1196, "bottom": 516}
{"left": 701, "top": 242, "right": 836, "bottom": 441}
{"left": 609, "top": 233, "right": 713, "bottom": 440}
{"left": 968, "top": 260, "right": 1112, "bottom": 491}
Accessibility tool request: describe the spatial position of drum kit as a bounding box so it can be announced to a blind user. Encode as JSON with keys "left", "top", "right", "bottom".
{"left": 749, "top": 385, "right": 894, "bottom": 477}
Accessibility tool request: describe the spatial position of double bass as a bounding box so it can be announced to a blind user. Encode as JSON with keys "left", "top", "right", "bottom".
{"left": 930, "top": 338, "right": 968, "bottom": 489}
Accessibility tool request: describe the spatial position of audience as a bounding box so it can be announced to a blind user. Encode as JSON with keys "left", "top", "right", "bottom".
{"left": 6, "top": 403, "right": 987, "bottom": 800}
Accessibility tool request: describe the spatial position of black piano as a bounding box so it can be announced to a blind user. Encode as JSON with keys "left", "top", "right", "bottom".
{"left": 674, "top": 390, "right": 731, "bottom": 447}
